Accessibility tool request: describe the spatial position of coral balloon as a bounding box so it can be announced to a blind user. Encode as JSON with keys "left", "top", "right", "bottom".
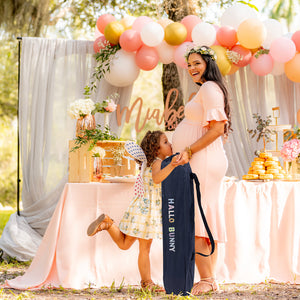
{"left": 104, "top": 21, "right": 125, "bottom": 45}
{"left": 120, "top": 16, "right": 136, "bottom": 30}
{"left": 262, "top": 19, "right": 283, "bottom": 49}
{"left": 119, "top": 29, "right": 142, "bottom": 52}
{"left": 271, "top": 61, "right": 285, "bottom": 76}
{"left": 165, "top": 22, "right": 187, "bottom": 46}
{"left": 96, "top": 14, "right": 116, "bottom": 34}
{"left": 292, "top": 30, "right": 300, "bottom": 52}
{"left": 211, "top": 45, "right": 232, "bottom": 75}
{"left": 216, "top": 26, "right": 237, "bottom": 48}
{"left": 93, "top": 35, "right": 108, "bottom": 53}
{"left": 269, "top": 37, "right": 296, "bottom": 63}
{"left": 141, "top": 22, "right": 164, "bottom": 47}
{"left": 284, "top": 53, "right": 300, "bottom": 82}
{"left": 231, "top": 45, "right": 252, "bottom": 67}
{"left": 104, "top": 50, "right": 140, "bottom": 87}
{"left": 135, "top": 46, "right": 159, "bottom": 71}
{"left": 173, "top": 42, "right": 195, "bottom": 68}
{"left": 220, "top": 3, "right": 257, "bottom": 30}
{"left": 250, "top": 53, "right": 273, "bottom": 76}
{"left": 181, "top": 15, "right": 202, "bottom": 42}
{"left": 192, "top": 22, "right": 216, "bottom": 46}
{"left": 237, "top": 18, "right": 266, "bottom": 49}
{"left": 156, "top": 41, "right": 174, "bottom": 64}
{"left": 132, "top": 16, "right": 153, "bottom": 33}
{"left": 157, "top": 19, "right": 173, "bottom": 29}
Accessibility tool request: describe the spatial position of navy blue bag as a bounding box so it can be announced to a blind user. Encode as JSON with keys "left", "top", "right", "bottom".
{"left": 161, "top": 155, "right": 215, "bottom": 295}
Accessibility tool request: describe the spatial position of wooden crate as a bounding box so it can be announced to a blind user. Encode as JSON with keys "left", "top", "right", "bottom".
{"left": 68, "top": 140, "right": 136, "bottom": 182}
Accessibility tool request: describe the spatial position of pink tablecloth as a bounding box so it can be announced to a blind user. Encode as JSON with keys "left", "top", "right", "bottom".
{"left": 5, "top": 180, "right": 300, "bottom": 289}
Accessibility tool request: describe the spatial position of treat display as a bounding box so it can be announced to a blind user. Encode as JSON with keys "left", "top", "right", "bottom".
{"left": 243, "top": 152, "right": 290, "bottom": 181}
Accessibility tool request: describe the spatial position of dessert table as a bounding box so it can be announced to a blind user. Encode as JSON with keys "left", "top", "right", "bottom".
{"left": 5, "top": 180, "right": 300, "bottom": 290}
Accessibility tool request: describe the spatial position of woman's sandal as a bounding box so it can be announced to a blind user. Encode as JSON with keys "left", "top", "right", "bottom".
{"left": 87, "top": 213, "right": 114, "bottom": 236}
{"left": 191, "top": 277, "right": 219, "bottom": 295}
{"left": 140, "top": 279, "right": 165, "bottom": 293}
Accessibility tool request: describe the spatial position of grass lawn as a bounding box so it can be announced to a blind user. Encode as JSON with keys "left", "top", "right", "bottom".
{"left": 0, "top": 210, "right": 15, "bottom": 237}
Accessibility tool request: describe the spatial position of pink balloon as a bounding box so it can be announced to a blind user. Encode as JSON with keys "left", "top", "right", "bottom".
{"left": 250, "top": 53, "right": 273, "bottom": 76}
{"left": 173, "top": 42, "right": 195, "bottom": 68}
{"left": 231, "top": 45, "right": 252, "bottom": 67}
{"left": 181, "top": 15, "right": 202, "bottom": 42}
{"left": 156, "top": 41, "right": 175, "bottom": 64}
{"left": 119, "top": 29, "right": 142, "bottom": 52}
{"left": 93, "top": 36, "right": 109, "bottom": 53}
{"left": 132, "top": 16, "right": 153, "bottom": 33}
{"left": 292, "top": 30, "right": 300, "bottom": 52}
{"left": 216, "top": 26, "right": 237, "bottom": 48}
{"left": 96, "top": 14, "right": 116, "bottom": 34}
{"left": 135, "top": 46, "right": 159, "bottom": 71}
{"left": 269, "top": 37, "right": 296, "bottom": 63}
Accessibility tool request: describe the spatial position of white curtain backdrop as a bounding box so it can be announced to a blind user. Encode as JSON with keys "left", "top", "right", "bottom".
{"left": 0, "top": 37, "right": 133, "bottom": 261}
{"left": 178, "top": 65, "right": 300, "bottom": 178}
{"left": 0, "top": 37, "right": 299, "bottom": 261}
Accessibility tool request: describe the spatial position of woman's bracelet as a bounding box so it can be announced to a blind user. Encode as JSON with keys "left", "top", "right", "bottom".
{"left": 185, "top": 146, "right": 192, "bottom": 159}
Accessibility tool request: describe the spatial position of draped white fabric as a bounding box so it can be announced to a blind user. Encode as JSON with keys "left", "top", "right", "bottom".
{"left": 0, "top": 37, "right": 133, "bottom": 261}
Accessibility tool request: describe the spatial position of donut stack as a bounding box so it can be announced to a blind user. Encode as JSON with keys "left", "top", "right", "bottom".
{"left": 242, "top": 152, "right": 289, "bottom": 180}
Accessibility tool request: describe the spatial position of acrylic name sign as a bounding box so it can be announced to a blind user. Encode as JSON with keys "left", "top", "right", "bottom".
{"left": 116, "top": 88, "right": 195, "bottom": 132}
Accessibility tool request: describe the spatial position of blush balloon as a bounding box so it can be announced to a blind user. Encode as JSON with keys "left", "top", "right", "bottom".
{"left": 250, "top": 53, "right": 273, "bottom": 76}
{"left": 96, "top": 14, "right": 116, "bottom": 34}
{"left": 135, "top": 46, "right": 159, "bottom": 71}
{"left": 119, "top": 29, "right": 142, "bottom": 52}
{"left": 181, "top": 15, "right": 202, "bottom": 42}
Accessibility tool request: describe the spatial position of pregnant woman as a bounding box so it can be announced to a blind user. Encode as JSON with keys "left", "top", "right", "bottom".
{"left": 172, "top": 45, "right": 232, "bottom": 295}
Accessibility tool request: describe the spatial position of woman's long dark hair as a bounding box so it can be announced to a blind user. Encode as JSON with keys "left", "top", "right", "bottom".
{"left": 186, "top": 47, "right": 232, "bottom": 137}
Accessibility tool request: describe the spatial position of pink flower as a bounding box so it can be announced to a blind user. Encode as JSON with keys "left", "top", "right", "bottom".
{"left": 280, "top": 139, "right": 300, "bottom": 162}
{"left": 104, "top": 100, "right": 117, "bottom": 112}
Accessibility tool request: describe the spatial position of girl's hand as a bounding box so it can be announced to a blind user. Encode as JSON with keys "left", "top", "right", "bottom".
{"left": 175, "top": 151, "right": 189, "bottom": 165}
{"left": 170, "top": 154, "right": 181, "bottom": 167}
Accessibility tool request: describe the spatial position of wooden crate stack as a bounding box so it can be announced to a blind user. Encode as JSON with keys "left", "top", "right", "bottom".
{"left": 68, "top": 140, "right": 136, "bottom": 183}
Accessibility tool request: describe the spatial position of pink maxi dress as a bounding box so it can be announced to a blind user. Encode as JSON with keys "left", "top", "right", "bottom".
{"left": 172, "top": 81, "right": 228, "bottom": 242}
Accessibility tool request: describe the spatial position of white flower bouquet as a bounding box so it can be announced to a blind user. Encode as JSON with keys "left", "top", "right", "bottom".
{"left": 92, "top": 146, "right": 106, "bottom": 158}
{"left": 68, "top": 98, "right": 96, "bottom": 119}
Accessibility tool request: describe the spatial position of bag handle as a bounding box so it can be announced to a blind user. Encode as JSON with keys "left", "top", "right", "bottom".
{"left": 191, "top": 173, "right": 215, "bottom": 257}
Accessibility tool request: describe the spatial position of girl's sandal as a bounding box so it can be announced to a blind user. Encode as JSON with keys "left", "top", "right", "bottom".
{"left": 140, "top": 280, "right": 165, "bottom": 293}
{"left": 191, "top": 277, "right": 219, "bottom": 295}
{"left": 87, "top": 214, "right": 114, "bottom": 236}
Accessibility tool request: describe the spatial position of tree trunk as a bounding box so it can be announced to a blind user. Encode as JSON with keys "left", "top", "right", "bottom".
{"left": 162, "top": 0, "right": 197, "bottom": 131}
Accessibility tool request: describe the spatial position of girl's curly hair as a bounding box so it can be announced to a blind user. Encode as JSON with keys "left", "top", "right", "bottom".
{"left": 140, "top": 130, "right": 164, "bottom": 167}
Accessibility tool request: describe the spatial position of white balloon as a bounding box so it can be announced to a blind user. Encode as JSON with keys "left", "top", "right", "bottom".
{"left": 191, "top": 22, "right": 216, "bottom": 46}
{"left": 262, "top": 19, "right": 283, "bottom": 49}
{"left": 140, "top": 22, "right": 165, "bottom": 47}
{"left": 271, "top": 60, "right": 285, "bottom": 76}
{"left": 156, "top": 41, "right": 174, "bottom": 64}
{"left": 104, "top": 50, "right": 140, "bottom": 87}
{"left": 221, "top": 3, "right": 257, "bottom": 30}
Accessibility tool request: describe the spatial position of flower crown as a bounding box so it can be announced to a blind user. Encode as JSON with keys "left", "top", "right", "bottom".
{"left": 185, "top": 46, "right": 217, "bottom": 62}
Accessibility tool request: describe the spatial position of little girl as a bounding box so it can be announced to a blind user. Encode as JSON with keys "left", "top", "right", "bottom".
{"left": 87, "top": 130, "right": 179, "bottom": 292}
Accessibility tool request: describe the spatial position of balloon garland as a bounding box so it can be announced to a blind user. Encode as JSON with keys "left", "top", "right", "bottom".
{"left": 92, "top": 4, "right": 300, "bottom": 87}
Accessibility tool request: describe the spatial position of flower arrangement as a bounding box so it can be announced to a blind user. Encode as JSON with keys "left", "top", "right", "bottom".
{"left": 93, "top": 93, "right": 119, "bottom": 114}
{"left": 185, "top": 45, "right": 217, "bottom": 61}
{"left": 92, "top": 146, "right": 106, "bottom": 158}
{"left": 68, "top": 98, "right": 95, "bottom": 119}
{"left": 111, "top": 144, "right": 125, "bottom": 166}
{"left": 280, "top": 139, "right": 300, "bottom": 162}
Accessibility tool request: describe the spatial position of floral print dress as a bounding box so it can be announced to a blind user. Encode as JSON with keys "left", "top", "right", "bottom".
{"left": 119, "top": 166, "right": 162, "bottom": 240}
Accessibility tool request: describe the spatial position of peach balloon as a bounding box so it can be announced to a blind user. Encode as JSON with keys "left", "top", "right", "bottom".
{"left": 165, "top": 22, "right": 187, "bottom": 46}
{"left": 135, "top": 45, "right": 159, "bottom": 71}
{"left": 269, "top": 37, "right": 296, "bottom": 63}
{"left": 132, "top": 16, "right": 153, "bottom": 33}
{"left": 156, "top": 41, "right": 174, "bottom": 64}
{"left": 237, "top": 18, "right": 266, "bottom": 49}
{"left": 181, "top": 15, "right": 202, "bottom": 42}
{"left": 119, "top": 29, "right": 142, "bottom": 52}
{"left": 157, "top": 18, "right": 173, "bottom": 29}
{"left": 96, "top": 14, "right": 116, "bottom": 34}
{"left": 284, "top": 53, "right": 300, "bottom": 83}
{"left": 216, "top": 26, "right": 237, "bottom": 48}
{"left": 104, "top": 21, "right": 125, "bottom": 45}
{"left": 227, "top": 64, "right": 239, "bottom": 75}
{"left": 250, "top": 53, "right": 273, "bottom": 76}
{"left": 120, "top": 16, "right": 136, "bottom": 30}
{"left": 231, "top": 45, "right": 252, "bottom": 67}
{"left": 291, "top": 30, "right": 300, "bottom": 52}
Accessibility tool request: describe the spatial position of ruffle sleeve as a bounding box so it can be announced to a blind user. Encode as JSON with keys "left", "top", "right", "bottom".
{"left": 200, "top": 81, "right": 228, "bottom": 126}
